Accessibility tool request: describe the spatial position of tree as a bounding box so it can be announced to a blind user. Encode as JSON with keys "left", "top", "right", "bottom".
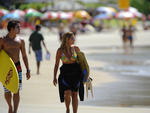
{"left": 130, "top": 0, "right": 150, "bottom": 15}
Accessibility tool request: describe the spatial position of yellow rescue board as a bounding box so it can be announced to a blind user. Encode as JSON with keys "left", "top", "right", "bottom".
{"left": 0, "top": 50, "right": 19, "bottom": 93}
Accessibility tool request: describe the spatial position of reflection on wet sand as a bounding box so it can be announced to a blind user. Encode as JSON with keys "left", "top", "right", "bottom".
{"left": 82, "top": 44, "right": 150, "bottom": 107}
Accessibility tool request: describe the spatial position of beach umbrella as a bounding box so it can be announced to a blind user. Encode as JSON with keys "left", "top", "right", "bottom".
{"left": 42, "top": 12, "right": 52, "bottom": 19}
{"left": 74, "top": 10, "right": 91, "bottom": 19}
{"left": 25, "top": 11, "right": 43, "bottom": 17}
{"left": 50, "top": 12, "right": 59, "bottom": 19}
{"left": 97, "top": 7, "right": 116, "bottom": 13}
{"left": 116, "top": 11, "right": 136, "bottom": 19}
{"left": 97, "top": 7, "right": 109, "bottom": 12}
{"left": 58, "top": 12, "right": 73, "bottom": 19}
{"left": 107, "top": 7, "right": 117, "bottom": 13}
{"left": 41, "top": 12, "right": 59, "bottom": 19}
{"left": 94, "top": 13, "right": 111, "bottom": 20}
{"left": 25, "top": 8, "right": 43, "bottom": 17}
{"left": 127, "top": 7, "right": 142, "bottom": 18}
{"left": 11, "top": 9, "right": 25, "bottom": 17}
{"left": 128, "top": 7, "right": 138, "bottom": 13}
{"left": 134, "top": 12, "right": 142, "bottom": 18}
{"left": 2, "top": 13, "right": 21, "bottom": 20}
{"left": 25, "top": 8, "right": 38, "bottom": 14}
{"left": 0, "top": 9, "right": 9, "bottom": 16}
{"left": 96, "top": 7, "right": 116, "bottom": 16}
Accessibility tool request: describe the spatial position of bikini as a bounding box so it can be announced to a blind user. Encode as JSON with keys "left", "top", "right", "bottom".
{"left": 61, "top": 48, "right": 77, "bottom": 63}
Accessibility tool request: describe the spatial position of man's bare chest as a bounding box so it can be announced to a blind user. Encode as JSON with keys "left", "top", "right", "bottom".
{"left": 3, "top": 38, "right": 21, "bottom": 49}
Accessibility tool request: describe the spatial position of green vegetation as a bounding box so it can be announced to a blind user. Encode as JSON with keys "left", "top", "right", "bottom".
{"left": 19, "top": 2, "right": 52, "bottom": 10}
{"left": 77, "top": 1, "right": 104, "bottom": 8}
{"left": 76, "top": 0, "right": 116, "bottom": 9}
{"left": 0, "top": 6, "right": 6, "bottom": 9}
{"left": 83, "top": 3, "right": 104, "bottom": 8}
{"left": 130, "top": 0, "right": 150, "bottom": 15}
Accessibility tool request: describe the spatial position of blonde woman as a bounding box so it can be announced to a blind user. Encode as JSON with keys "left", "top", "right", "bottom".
{"left": 53, "top": 32, "right": 84, "bottom": 113}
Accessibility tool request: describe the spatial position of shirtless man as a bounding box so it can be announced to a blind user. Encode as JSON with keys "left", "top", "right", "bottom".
{"left": 0, "top": 20, "right": 31, "bottom": 113}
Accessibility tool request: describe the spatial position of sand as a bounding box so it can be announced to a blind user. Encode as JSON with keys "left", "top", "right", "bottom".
{"left": 0, "top": 26, "right": 150, "bottom": 113}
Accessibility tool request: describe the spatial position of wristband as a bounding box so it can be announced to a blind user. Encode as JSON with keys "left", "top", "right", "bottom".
{"left": 27, "top": 69, "right": 30, "bottom": 73}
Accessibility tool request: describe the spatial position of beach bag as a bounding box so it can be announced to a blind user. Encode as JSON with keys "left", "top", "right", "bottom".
{"left": 45, "top": 52, "right": 50, "bottom": 60}
{"left": 85, "top": 77, "right": 93, "bottom": 98}
{"left": 76, "top": 52, "right": 89, "bottom": 82}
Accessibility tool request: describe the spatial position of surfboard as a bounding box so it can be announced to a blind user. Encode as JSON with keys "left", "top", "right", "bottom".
{"left": 0, "top": 50, "right": 19, "bottom": 93}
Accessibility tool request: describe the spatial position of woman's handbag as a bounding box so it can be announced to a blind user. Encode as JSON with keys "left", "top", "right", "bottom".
{"left": 85, "top": 77, "right": 93, "bottom": 98}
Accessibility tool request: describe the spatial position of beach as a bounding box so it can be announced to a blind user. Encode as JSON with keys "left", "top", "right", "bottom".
{"left": 0, "top": 26, "right": 150, "bottom": 113}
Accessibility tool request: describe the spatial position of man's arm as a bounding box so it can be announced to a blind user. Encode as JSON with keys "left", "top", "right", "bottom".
{"left": 53, "top": 48, "right": 61, "bottom": 86}
{"left": 20, "top": 39, "right": 30, "bottom": 80}
{"left": 29, "top": 42, "right": 32, "bottom": 54}
{"left": 42, "top": 40, "right": 49, "bottom": 53}
{"left": 40, "top": 34, "right": 49, "bottom": 53}
{"left": 0, "top": 38, "right": 3, "bottom": 51}
{"left": 28, "top": 34, "right": 32, "bottom": 54}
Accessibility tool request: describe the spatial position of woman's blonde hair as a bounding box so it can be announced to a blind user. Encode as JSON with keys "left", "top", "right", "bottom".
{"left": 60, "top": 32, "right": 74, "bottom": 52}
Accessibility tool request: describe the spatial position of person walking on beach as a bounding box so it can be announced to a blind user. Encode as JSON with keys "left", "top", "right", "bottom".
{"left": 58, "top": 23, "right": 65, "bottom": 42}
{"left": 0, "top": 20, "right": 31, "bottom": 113}
{"left": 29, "top": 25, "right": 49, "bottom": 74}
{"left": 69, "top": 24, "right": 77, "bottom": 36}
{"left": 121, "top": 25, "right": 128, "bottom": 52}
{"left": 127, "top": 25, "right": 136, "bottom": 49}
{"left": 53, "top": 32, "right": 84, "bottom": 113}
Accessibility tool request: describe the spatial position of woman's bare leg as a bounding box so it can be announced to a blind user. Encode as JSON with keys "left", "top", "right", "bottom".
{"left": 72, "top": 92, "right": 78, "bottom": 113}
{"left": 64, "top": 90, "right": 71, "bottom": 113}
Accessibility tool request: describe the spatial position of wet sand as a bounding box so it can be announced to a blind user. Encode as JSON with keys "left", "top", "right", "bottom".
{"left": 82, "top": 43, "right": 150, "bottom": 107}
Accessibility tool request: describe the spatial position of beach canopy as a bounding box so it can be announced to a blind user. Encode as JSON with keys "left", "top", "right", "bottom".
{"left": 96, "top": 6, "right": 116, "bottom": 16}
{"left": 25, "top": 11, "right": 43, "bottom": 17}
{"left": 25, "top": 8, "right": 38, "bottom": 14}
{"left": 42, "top": 12, "right": 59, "bottom": 20}
{"left": 0, "top": 9, "right": 9, "bottom": 16}
{"left": 116, "top": 11, "right": 136, "bottom": 18}
{"left": 74, "top": 10, "right": 91, "bottom": 19}
{"left": 11, "top": 9, "right": 25, "bottom": 17}
{"left": 42, "top": 11, "right": 73, "bottom": 20}
{"left": 128, "top": 7, "right": 138, "bottom": 13}
{"left": 94, "top": 13, "right": 111, "bottom": 20}
{"left": 128, "top": 7, "right": 142, "bottom": 18}
{"left": 58, "top": 12, "right": 73, "bottom": 19}
{"left": 2, "top": 13, "right": 21, "bottom": 20}
{"left": 116, "top": 7, "right": 143, "bottom": 19}
{"left": 24, "top": 8, "right": 42, "bottom": 17}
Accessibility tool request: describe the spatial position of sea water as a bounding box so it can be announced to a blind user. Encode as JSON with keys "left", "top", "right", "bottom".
{"left": 87, "top": 46, "right": 150, "bottom": 77}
